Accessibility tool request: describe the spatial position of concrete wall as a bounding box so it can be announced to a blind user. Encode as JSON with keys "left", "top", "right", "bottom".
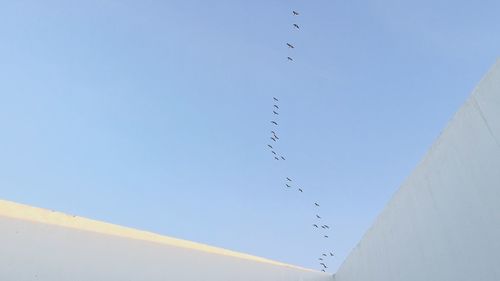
{"left": 0, "top": 200, "right": 332, "bottom": 281}
{"left": 334, "top": 60, "right": 500, "bottom": 281}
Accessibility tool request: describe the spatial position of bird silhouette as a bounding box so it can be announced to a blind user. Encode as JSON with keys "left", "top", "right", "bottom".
{"left": 274, "top": 157, "right": 279, "bottom": 160}
{"left": 271, "top": 137, "right": 276, "bottom": 142}
{"left": 293, "top": 24, "right": 300, "bottom": 29}
{"left": 316, "top": 215, "right": 321, "bottom": 219}
{"left": 321, "top": 269, "right": 326, "bottom": 272}
{"left": 287, "top": 56, "right": 294, "bottom": 61}
{"left": 321, "top": 225, "right": 326, "bottom": 229}
{"left": 314, "top": 202, "right": 320, "bottom": 207}
{"left": 324, "top": 235, "right": 329, "bottom": 238}
{"left": 271, "top": 151, "right": 277, "bottom": 155}
{"left": 281, "top": 156, "right": 286, "bottom": 160}
{"left": 273, "top": 97, "right": 279, "bottom": 101}
{"left": 287, "top": 43, "right": 295, "bottom": 49}
{"left": 318, "top": 258, "right": 323, "bottom": 261}
{"left": 322, "top": 254, "right": 327, "bottom": 257}
{"left": 268, "top": 144, "right": 273, "bottom": 149}
{"left": 273, "top": 111, "right": 279, "bottom": 115}
{"left": 286, "top": 177, "right": 292, "bottom": 181}
{"left": 313, "top": 224, "right": 319, "bottom": 228}
{"left": 292, "top": 10, "right": 299, "bottom": 15}
{"left": 324, "top": 225, "right": 330, "bottom": 229}
{"left": 330, "top": 252, "right": 334, "bottom": 256}
{"left": 298, "top": 188, "right": 303, "bottom": 192}
{"left": 286, "top": 184, "right": 291, "bottom": 188}
{"left": 271, "top": 121, "right": 278, "bottom": 125}
{"left": 274, "top": 104, "right": 279, "bottom": 109}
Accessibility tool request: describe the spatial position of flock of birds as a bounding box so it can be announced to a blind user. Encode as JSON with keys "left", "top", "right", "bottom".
{"left": 266, "top": 9, "right": 335, "bottom": 272}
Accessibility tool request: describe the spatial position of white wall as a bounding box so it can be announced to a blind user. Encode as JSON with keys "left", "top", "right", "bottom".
{"left": 0, "top": 200, "right": 332, "bottom": 281}
{"left": 334, "top": 60, "right": 500, "bottom": 281}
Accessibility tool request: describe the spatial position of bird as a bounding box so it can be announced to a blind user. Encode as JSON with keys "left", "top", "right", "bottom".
{"left": 314, "top": 202, "right": 320, "bottom": 207}
{"left": 316, "top": 215, "right": 321, "bottom": 219}
{"left": 287, "top": 56, "right": 294, "bottom": 61}
{"left": 293, "top": 23, "right": 300, "bottom": 29}
{"left": 271, "top": 130, "right": 276, "bottom": 134}
{"left": 286, "top": 177, "right": 292, "bottom": 181}
{"left": 274, "top": 157, "right": 279, "bottom": 160}
{"left": 324, "top": 225, "right": 330, "bottom": 229}
{"left": 320, "top": 263, "right": 327, "bottom": 268}
{"left": 318, "top": 258, "right": 323, "bottom": 261}
{"left": 271, "top": 121, "right": 278, "bottom": 125}
{"left": 322, "top": 253, "right": 327, "bottom": 257}
{"left": 273, "top": 97, "right": 279, "bottom": 101}
{"left": 321, "top": 225, "right": 326, "bottom": 229}
{"left": 273, "top": 134, "right": 279, "bottom": 140}
{"left": 298, "top": 188, "right": 303, "bottom": 192}
{"left": 271, "top": 137, "right": 276, "bottom": 142}
{"left": 313, "top": 224, "right": 319, "bottom": 228}
{"left": 292, "top": 10, "right": 299, "bottom": 15}
{"left": 286, "top": 184, "right": 291, "bottom": 188}
{"left": 321, "top": 269, "right": 326, "bottom": 272}
{"left": 330, "top": 252, "right": 334, "bottom": 256}
{"left": 271, "top": 151, "right": 277, "bottom": 155}
{"left": 281, "top": 156, "right": 286, "bottom": 160}
{"left": 268, "top": 144, "right": 273, "bottom": 149}
{"left": 273, "top": 110, "right": 279, "bottom": 115}
{"left": 287, "top": 43, "right": 295, "bottom": 49}
{"left": 324, "top": 235, "right": 329, "bottom": 238}
{"left": 274, "top": 104, "right": 279, "bottom": 109}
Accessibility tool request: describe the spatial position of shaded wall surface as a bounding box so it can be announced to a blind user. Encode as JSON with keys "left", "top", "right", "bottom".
{"left": 334, "top": 60, "right": 500, "bottom": 281}
{"left": 0, "top": 200, "right": 332, "bottom": 281}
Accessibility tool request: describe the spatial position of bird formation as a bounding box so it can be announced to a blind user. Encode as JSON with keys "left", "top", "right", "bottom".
{"left": 264, "top": 9, "right": 335, "bottom": 272}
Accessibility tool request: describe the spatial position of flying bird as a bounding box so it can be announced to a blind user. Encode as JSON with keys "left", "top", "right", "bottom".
{"left": 271, "top": 137, "right": 276, "bottom": 142}
{"left": 292, "top": 10, "right": 299, "bottom": 15}
{"left": 318, "top": 258, "right": 323, "bottom": 261}
{"left": 274, "top": 104, "right": 279, "bottom": 109}
{"left": 274, "top": 157, "right": 279, "bottom": 160}
{"left": 321, "top": 269, "right": 326, "bottom": 272}
{"left": 316, "top": 215, "right": 321, "bottom": 219}
{"left": 313, "top": 224, "right": 319, "bottom": 228}
{"left": 286, "top": 184, "right": 291, "bottom": 188}
{"left": 324, "top": 225, "right": 330, "bottom": 229}
{"left": 330, "top": 252, "right": 334, "bottom": 256}
{"left": 287, "top": 43, "right": 295, "bottom": 49}
{"left": 321, "top": 225, "right": 326, "bottom": 229}
{"left": 286, "top": 177, "right": 292, "bottom": 181}
{"left": 273, "top": 97, "right": 279, "bottom": 101}
{"left": 271, "top": 151, "right": 277, "bottom": 155}
{"left": 293, "top": 24, "right": 300, "bottom": 29}
{"left": 271, "top": 121, "right": 278, "bottom": 125}
{"left": 320, "top": 263, "right": 327, "bottom": 268}
{"left": 273, "top": 111, "right": 279, "bottom": 115}
{"left": 298, "top": 188, "right": 303, "bottom": 192}
{"left": 324, "top": 235, "right": 329, "bottom": 238}
{"left": 281, "top": 156, "right": 286, "bottom": 160}
{"left": 268, "top": 144, "right": 273, "bottom": 149}
{"left": 314, "top": 203, "right": 320, "bottom": 207}
{"left": 322, "top": 254, "right": 327, "bottom": 257}
{"left": 287, "top": 56, "right": 294, "bottom": 61}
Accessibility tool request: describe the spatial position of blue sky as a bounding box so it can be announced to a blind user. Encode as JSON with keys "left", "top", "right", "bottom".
{"left": 1, "top": 0, "right": 499, "bottom": 272}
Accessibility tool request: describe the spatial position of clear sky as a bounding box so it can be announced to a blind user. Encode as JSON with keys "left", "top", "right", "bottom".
{"left": 1, "top": 0, "right": 499, "bottom": 272}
